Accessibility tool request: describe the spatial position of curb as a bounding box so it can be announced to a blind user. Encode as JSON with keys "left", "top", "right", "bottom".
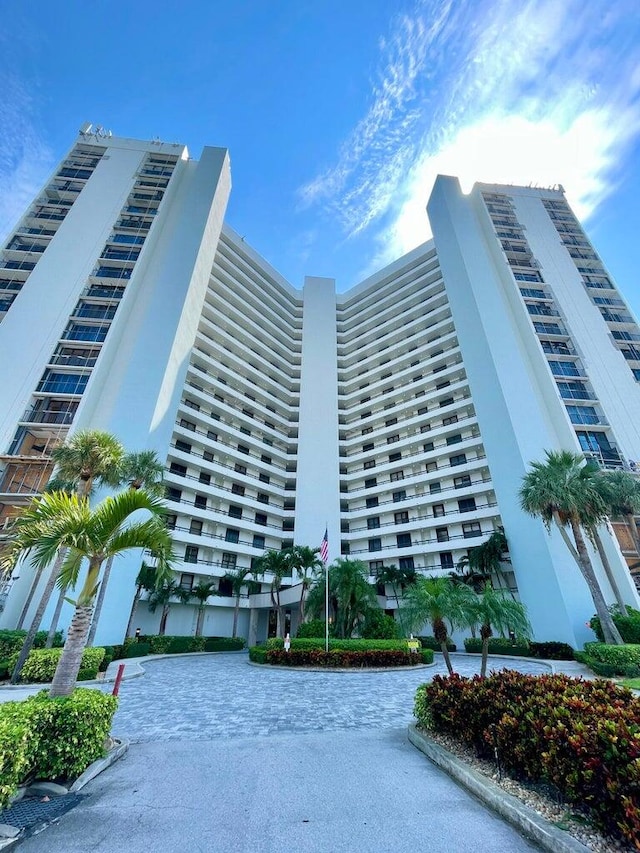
{"left": 407, "top": 724, "right": 590, "bottom": 853}
{"left": 70, "top": 737, "right": 129, "bottom": 792}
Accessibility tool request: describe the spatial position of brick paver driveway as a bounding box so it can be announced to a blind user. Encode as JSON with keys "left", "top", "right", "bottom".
{"left": 111, "top": 651, "right": 550, "bottom": 742}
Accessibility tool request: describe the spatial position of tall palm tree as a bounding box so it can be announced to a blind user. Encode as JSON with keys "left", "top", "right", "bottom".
{"left": 519, "top": 450, "right": 623, "bottom": 644}
{"left": 2, "top": 489, "right": 173, "bottom": 696}
{"left": 286, "top": 545, "right": 323, "bottom": 624}
{"left": 377, "top": 563, "right": 417, "bottom": 634}
{"left": 401, "top": 576, "right": 477, "bottom": 675}
{"left": 224, "top": 566, "right": 252, "bottom": 639}
{"left": 11, "top": 431, "right": 125, "bottom": 680}
{"left": 188, "top": 579, "right": 218, "bottom": 637}
{"left": 471, "top": 585, "right": 532, "bottom": 677}
{"left": 595, "top": 469, "right": 640, "bottom": 611}
{"left": 253, "top": 549, "right": 291, "bottom": 638}
{"left": 147, "top": 579, "right": 190, "bottom": 636}
{"left": 457, "top": 527, "right": 513, "bottom": 597}
{"left": 125, "top": 561, "right": 161, "bottom": 638}
{"left": 87, "top": 449, "right": 165, "bottom": 644}
{"left": 305, "top": 558, "right": 377, "bottom": 639}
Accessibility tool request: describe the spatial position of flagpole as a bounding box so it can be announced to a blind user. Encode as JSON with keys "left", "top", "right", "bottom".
{"left": 325, "top": 559, "right": 329, "bottom": 653}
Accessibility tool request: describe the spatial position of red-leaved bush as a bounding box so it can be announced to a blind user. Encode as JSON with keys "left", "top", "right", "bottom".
{"left": 266, "top": 648, "right": 422, "bottom": 668}
{"left": 415, "top": 672, "right": 640, "bottom": 848}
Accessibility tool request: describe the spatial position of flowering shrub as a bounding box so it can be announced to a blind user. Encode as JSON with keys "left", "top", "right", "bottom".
{"left": 415, "top": 671, "right": 640, "bottom": 847}
{"left": 266, "top": 648, "right": 424, "bottom": 667}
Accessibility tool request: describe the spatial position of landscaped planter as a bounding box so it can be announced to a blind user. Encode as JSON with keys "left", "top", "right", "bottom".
{"left": 252, "top": 648, "right": 433, "bottom": 667}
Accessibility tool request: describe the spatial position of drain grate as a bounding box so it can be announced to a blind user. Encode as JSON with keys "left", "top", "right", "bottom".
{"left": 0, "top": 794, "right": 85, "bottom": 830}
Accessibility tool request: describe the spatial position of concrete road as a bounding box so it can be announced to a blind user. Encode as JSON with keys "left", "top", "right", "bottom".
{"left": 19, "top": 728, "right": 539, "bottom": 853}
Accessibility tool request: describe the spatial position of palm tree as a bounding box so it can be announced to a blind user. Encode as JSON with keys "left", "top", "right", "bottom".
{"left": 148, "top": 579, "right": 190, "bottom": 636}
{"left": 471, "top": 585, "right": 532, "bottom": 677}
{"left": 125, "top": 561, "right": 161, "bottom": 638}
{"left": 11, "top": 431, "right": 125, "bottom": 681}
{"left": 224, "top": 566, "right": 252, "bottom": 639}
{"left": 286, "top": 545, "right": 322, "bottom": 624}
{"left": 253, "top": 550, "right": 291, "bottom": 637}
{"left": 376, "top": 563, "right": 417, "bottom": 634}
{"left": 188, "top": 579, "right": 218, "bottom": 636}
{"left": 87, "top": 449, "right": 165, "bottom": 644}
{"left": 457, "top": 527, "right": 513, "bottom": 597}
{"left": 2, "top": 489, "right": 173, "bottom": 696}
{"left": 305, "top": 558, "right": 377, "bottom": 639}
{"left": 401, "top": 576, "right": 477, "bottom": 675}
{"left": 519, "top": 450, "right": 623, "bottom": 644}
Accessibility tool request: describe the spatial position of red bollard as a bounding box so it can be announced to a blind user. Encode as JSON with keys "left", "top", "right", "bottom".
{"left": 112, "top": 663, "right": 125, "bottom": 697}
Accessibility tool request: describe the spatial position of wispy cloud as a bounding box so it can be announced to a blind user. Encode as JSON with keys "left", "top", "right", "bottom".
{"left": 299, "top": 0, "right": 640, "bottom": 274}
{"left": 0, "top": 75, "right": 53, "bottom": 244}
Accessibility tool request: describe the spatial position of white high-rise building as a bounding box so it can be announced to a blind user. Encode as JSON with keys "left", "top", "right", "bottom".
{"left": 0, "top": 129, "right": 638, "bottom": 648}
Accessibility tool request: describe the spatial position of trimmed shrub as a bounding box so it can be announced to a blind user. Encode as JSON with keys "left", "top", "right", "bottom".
{"left": 582, "top": 642, "right": 640, "bottom": 677}
{"left": 0, "top": 629, "right": 63, "bottom": 662}
{"left": 124, "top": 642, "right": 149, "bottom": 658}
{"left": 202, "top": 637, "right": 245, "bottom": 652}
{"left": 98, "top": 646, "right": 115, "bottom": 672}
{"left": 266, "top": 648, "right": 423, "bottom": 668}
{"left": 361, "top": 610, "right": 400, "bottom": 639}
{"left": 297, "top": 619, "right": 330, "bottom": 639}
{"left": 528, "top": 641, "right": 574, "bottom": 660}
{"left": 136, "top": 635, "right": 245, "bottom": 654}
{"left": 147, "top": 635, "right": 172, "bottom": 654}
{"left": 590, "top": 613, "right": 640, "bottom": 645}
{"left": 464, "top": 637, "right": 530, "bottom": 656}
{"left": 8, "top": 647, "right": 105, "bottom": 683}
{"left": 418, "top": 635, "right": 456, "bottom": 652}
{"left": 33, "top": 630, "right": 63, "bottom": 649}
{"left": 415, "top": 671, "right": 640, "bottom": 847}
{"left": 266, "top": 637, "right": 414, "bottom": 652}
{"left": 0, "top": 704, "right": 31, "bottom": 807}
{"left": 26, "top": 689, "right": 118, "bottom": 781}
{"left": 249, "top": 647, "right": 267, "bottom": 664}
{"left": 420, "top": 648, "right": 434, "bottom": 664}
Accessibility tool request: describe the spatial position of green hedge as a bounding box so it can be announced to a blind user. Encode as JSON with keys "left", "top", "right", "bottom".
{"left": 528, "top": 641, "right": 574, "bottom": 660}
{"left": 134, "top": 635, "right": 245, "bottom": 655}
{"left": 0, "top": 629, "right": 63, "bottom": 662}
{"left": 590, "top": 613, "right": 640, "bottom": 645}
{"left": 8, "top": 647, "right": 105, "bottom": 683}
{"left": 464, "top": 637, "right": 530, "bottom": 656}
{"left": 266, "top": 648, "right": 424, "bottom": 668}
{"left": 418, "top": 636, "right": 457, "bottom": 652}
{"left": 249, "top": 647, "right": 267, "bottom": 664}
{"left": 297, "top": 619, "right": 331, "bottom": 639}
{"left": 415, "top": 671, "right": 640, "bottom": 847}
{"left": 124, "top": 642, "right": 149, "bottom": 658}
{"left": 265, "top": 637, "right": 414, "bottom": 652}
{"left": 420, "top": 648, "right": 434, "bottom": 664}
{"left": 0, "top": 689, "right": 118, "bottom": 807}
{"left": 582, "top": 642, "right": 640, "bottom": 677}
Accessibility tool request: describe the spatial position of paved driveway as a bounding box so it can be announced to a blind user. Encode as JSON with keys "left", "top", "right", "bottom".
{"left": 18, "top": 653, "right": 547, "bottom": 853}
{"left": 110, "top": 652, "right": 550, "bottom": 742}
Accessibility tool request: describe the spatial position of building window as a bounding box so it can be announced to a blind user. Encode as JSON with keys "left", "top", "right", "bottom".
{"left": 446, "top": 434, "right": 462, "bottom": 445}
{"left": 261, "top": 454, "right": 272, "bottom": 465}
{"left": 436, "top": 381, "right": 451, "bottom": 390}
{"left": 184, "top": 545, "right": 199, "bottom": 564}
{"left": 255, "top": 512, "right": 268, "bottom": 526}
{"left": 423, "top": 442, "right": 434, "bottom": 452}
{"left": 179, "top": 573, "right": 194, "bottom": 591}
{"left": 179, "top": 419, "right": 196, "bottom": 431}
{"left": 166, "top": 487, "right": 182, "bottom": 502}
{"left": 392, "top": 490, "right": 406, "bottom": 502}
{"left": 175, "top": 440, "right": 191, "bottom": 453}
{"left": 365, "top": 477, "right": 378, "bottom": 488}
{"left": 229, "top": 505, "right": 243, "bottom": 519}
{"left": 225, "top": 528, "right": 240, "bottom": 543}
{"left": 458, "top": 497, "right": 477, "bottom": 513}
{"left": 234, "top": 463, "right": 247, "bottom": 475}
{"left": 189, "top": 519, "right": 203, "bottom": 535}
{"left": 203, "top": 450, "right": 214, "bottom": 462}
{"left": 369, "top": 560, "right": 384, "bottom": 575}
{"left": 385, "top": 417, "right": 398, "bottom": 427}
{"left": 399, "top": 556, "right": 414, "bottom": 570}
{"left": 231, "top": 483, "right": 245, "bottom": 496}
{"left": 368, "top": 538, "right": 382, "bottom": 552}
{"left": 362, "top": 426, "right": 373, "bottom": 435}
{"left": 184, "top": 398, "right": 200, "bottom": 411}
{"left": 199, "top": 472, "right": 211, "bottom": 485}
{"left": 364, "top": 459, "right": 376, "bottom": 470}
{"left": 253, "top": 534, "right": 265, "bottom": 549}
{"left": 194, "top": 494, "right": 207, "bottom": 509}
{"left": 442, "top": 414, "right": 458, "bottom": 426}
{"left": 259, "top": 473, "right": 271, "bottom": 483}
{"left": 367, "top": 517, "right": 381, "bottom": 529}
{"left": 397, "top": 533, "right": 412, "bottom": 548}
{"left": 363, "top": 442, "right": 374, "bottom": 452}
{"left": 430, "top": 482, "right": 441, "bottom": 494}
{"left": 165, "top": 514, "right": 177, "bottom": 530}
{"left": 257, "top": 492, "right": 269, "bottom": 504}
{"left": 386, "top": 434, "right": 399, "bottom": 444}
{"left": 439, "top": 397, "right": 454, "bottom": 408}
{"left": 390, "top": 470, "right": 404, "bottom": 482}
{"left": 450, "top": 453, "right": 467, "bottom": 467}
{"left": 436, "top": 527, "right": 449, "bottom": 542}
{"left": 389, "top": 451, "right": 402, "bottom": 463}
{"left": 394, "top": 511, "right": 409, "bottom": 524}
{"left": 426, "top": 461, "right": 438, "bottom": 472}
{"left": 463, "top": 522, "right": 482, "bottom": 539}
{"left": 454, "top": 475, "right": 471, "bottom": 489}
{"left": 439, "top": 552, "right": 454, "bottom": 570}
{"left": 218, "top": 577, "right": 233, "bottom": 597}
{"left": 169, "top": 462, "right": 187, "bottom": 476}
{"left": 221, "top": 553, "right": 237, "bottom": 570}
{"left": 433, "top": 504, "right": 445, "bottom": 518}
{"left": 366, "top": 496, "right": 379, "bottom": 508}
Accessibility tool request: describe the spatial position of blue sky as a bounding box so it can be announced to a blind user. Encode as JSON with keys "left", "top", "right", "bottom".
{"left": 1, "top": 0, "right": 639, "bottom": 307}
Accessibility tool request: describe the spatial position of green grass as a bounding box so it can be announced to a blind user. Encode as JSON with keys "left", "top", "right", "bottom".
{"left": 621, "top": 677, "right": 640, "bottom": 690}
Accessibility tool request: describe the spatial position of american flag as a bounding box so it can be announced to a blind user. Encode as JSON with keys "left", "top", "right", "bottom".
{"left": 320, "top": 528, "right": 329, "bottom": 564}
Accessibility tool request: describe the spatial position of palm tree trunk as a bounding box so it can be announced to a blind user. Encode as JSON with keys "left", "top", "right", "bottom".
{"left": 480, "top": 624, "right": 492, "bottom": 678}
{"left": 49, "top": 604, "right": 93, "bottom": 697}
{"left": 159, "top": 604, "right": 169, "bottom": 635}
{"left": 16, "top": 573, "right": 40, "bottom": 630}
{"left": 86, "top": 554, "right": 114, "bottom": 646}
{"left": 45, "top": 586, "right": 67, "bottom": 647}
{"left": 232, "top": 594, "right": 240, "bottom": 639}
{"left": 196, "top": 605, "right": 205, "bottom": 637}
{"left": 433, "top": 618, "right": 454, "bottom": 675}
{"left": 569, "top": 517, "right": 623, "bottom": 644}
{"left": 11, "top": 550, "right": 65, "bottom": 684}
{"left": 593, "top": 528, "right": 628, "bottom": 617}
{"left": 125, "top": 585, "right": 142, "bottom": 638}
{"left": 393, "top": 585, "right": 405, "bottom": 635}
{"left": 625, "top": 512, "right": 640, "bottom": 557}
{"left": 299, "top": 583, "right": 306, "bottom": 625}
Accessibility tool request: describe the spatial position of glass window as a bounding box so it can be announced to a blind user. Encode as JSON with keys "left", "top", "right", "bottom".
{"left": 364, "top": 459, "right": 376, "bottom": 470}
{"left": 394, "top": 511, "right": 409, "bottom": 524}
{"left": 436, "top": 527, "right": 449, "bottom": 542}
{"left": 225, "top": 528, "right": 240, "bottom": 543}
{"left": 454, "top": 475, "right": 472, "bottom": 489}
{"left": 255, "top": 513, "right": 267, "bottom": 526}
{"left": 229, "top": 505, "right": 242, "bottom": 519}
{"left": 194, "top": 494, "right": 207, "bottom": 509}
{"left": 446, "top": 434, "right": 462, "bottom": 445}
{"left": 179, "top": 573, "right": 194, "bottom": 591}
{"left": 423, "top": 442, "right": 434, "bottom": 452}
{"left": 366, "top": 496, "right": 379, "bottom": 508}
{"left": 253, "top": 535, "right": 265, "bottom": 549}
{"left": 184, "top": 545, "right": 198, "bottom": 564}
{"left": 221, "top": 553, "right": 237, "bottom": 570}
{"left": 450, "top": 454, "right": 467, "bottom": 466}
{"left": 433, "top": 504, "right": 445, "bottom": 517}
{"left": 368, "top": 538, "right": 382, "bottom": 552}
{"left": 231, "top": 483, "right": 245, "bottom": 496}
{"left": 367, "top": 517, "right": 380, "bottom": 529}
{"left": 199, "top": 472, "right": 211, "bottom": 485}
{"left": 397, "top": 533, "right": 412, "bottom": 548}
{"left": 439, "top": 552, "right": 454, "bottom": 569}
{"left": 389, "top": 452, "right": 402, "bottom": 463}
{"left": 399, "top": 557, "right": 414, "bottom": 570}
{"left": 365, "top": 477, "right": 377, "bottom": 488}
{"left": 390, "top": 470, "right": 404, "bottom": 482}
{"left": 392, "top": 490, "right": 406, "bottom": 502}
{"left": 458, "top": 497, "right": 476, "bottom": 513}
{"left": 463, "top": 522, "right": 482, "bottom": 539}
{"left": 430, "top": 481, "right": 441, "bottom": 494}
{"left": 189, "top": 520, "right": 202, "bottom": 535}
